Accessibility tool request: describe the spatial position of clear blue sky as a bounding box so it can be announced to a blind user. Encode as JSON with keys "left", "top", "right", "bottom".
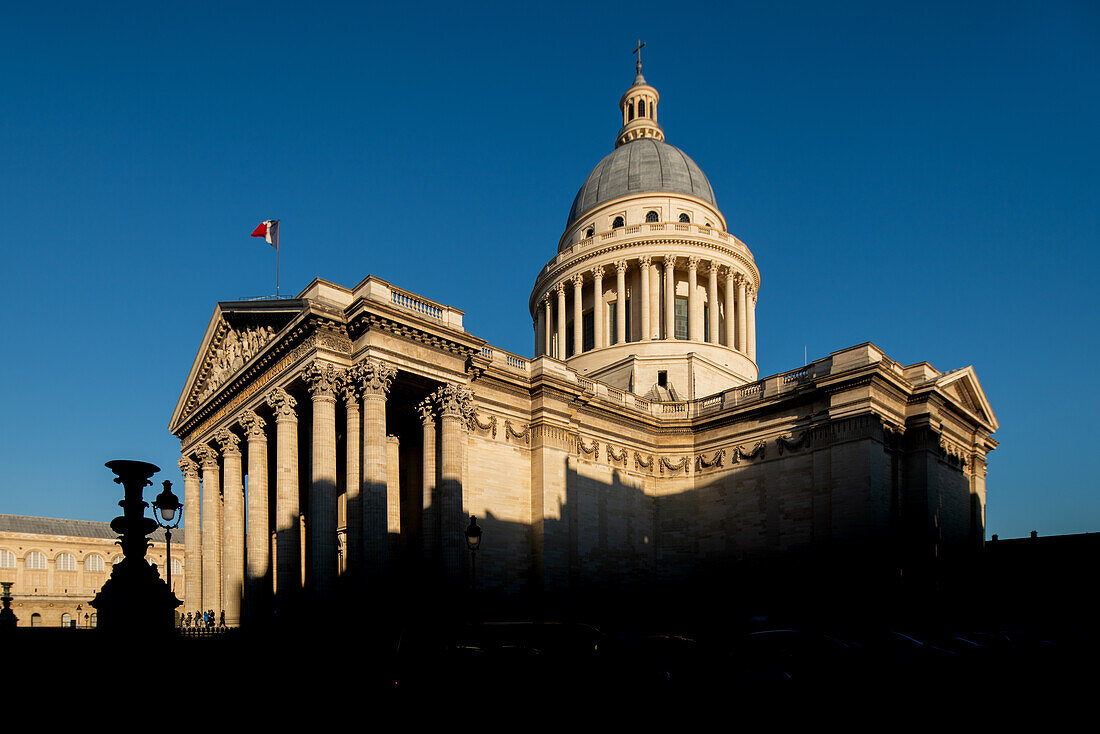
{"left": 1, "top": 1, "right": 1097, "bottom": 539}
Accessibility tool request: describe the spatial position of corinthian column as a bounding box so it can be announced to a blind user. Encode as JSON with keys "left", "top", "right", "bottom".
{"left": 543, "top": 295, "right": 552, "bottom": 358}
{"left": 591, "top": 265, "right": 604, "bottom": 349}
{"left": 687, "top": 256, "right": 701, "bottom": 341}
{"left": 434, "top": 384, "right": 472, "bottom": 585}
{"left": 638, "top": 256, "right": 651, "bottom": 340}
{"left": 747, "top": 286, "right": 758, "bottom": 362}
{"left": 240, "top": 410, "right": 269, "bottom": 619}
{"left": 196, "top": 444, "right": 222, "bottom": 617}
{"left": 724, "top": 267, "right": 736, "bottom": 348}
{"left": 649, "top": 258, "right": 661, "bottom": 339}
{"left": 736, "top": 275, "right": 748, "bottom": 352}
{"left": 571, "top": 273, "right": 584, "bottom": 355}
{"left": 387, "top": 435, "right": 401, "bottom": 557}
{"left": 664, "top": 255, "right": 676, "bottom": 339}
{"left": 708, "top": 261, "right": 719, "bottom": 344}
{"left": 555, "top": 283, "right": 566, "bottom": 359}
{"left": 215, "top": 427, "right": 243, "bottom": 626}
{"left": 342, "top": 381, "right": 361, "bottom": 577}
{"left": 304, "top": 361, "right": 340, "bottom": 598}
{"left": 417, "top": 399, "right": 437, "bottom": 565}
{"left": 178, "top": 455, "right": 201, "bottom": 616}
{"left": 357, "top": 359, "right": 397, "bottom": 583}
{"left": 265, "top": 387, "right": 299, "bottom": 605}
{"left": 615, "top": 260, "right": 628, "bottom": 344}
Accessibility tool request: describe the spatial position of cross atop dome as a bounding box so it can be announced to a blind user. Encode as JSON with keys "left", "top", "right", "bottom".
{"left": 617, "top": 43, "right": 663, "bottom": 148}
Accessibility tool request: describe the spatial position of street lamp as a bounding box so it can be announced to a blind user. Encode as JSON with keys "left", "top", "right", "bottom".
{"left": 152, "top": 480, "right": 182, "bottom": 595}
{"left": 464, "top": 515, "right": 482, "bottom": 591}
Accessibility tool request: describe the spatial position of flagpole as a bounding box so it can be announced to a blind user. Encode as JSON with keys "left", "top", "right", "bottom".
{"left": 276, "top": 243, "right": 280, "bottom": 297}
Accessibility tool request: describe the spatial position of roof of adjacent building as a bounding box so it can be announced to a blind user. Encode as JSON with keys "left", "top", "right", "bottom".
{"left": 0, "top": 514, "right": 182, "bottom": 544}
{"left": 566, "top": 138, "right": 717, "bottom": 229}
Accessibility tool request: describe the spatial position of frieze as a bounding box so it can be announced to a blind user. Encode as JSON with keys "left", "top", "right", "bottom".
{"left": 350, "top": 313, "right": 477, "bottom": 358}
{"left": 695, "top": 448, "right": 726, "bottom": 471}
{"left": 574, "top": 435, "right": 599, "bottom": 460}
{"left": 606, "top": 444, "right": 627, "bottom": 464}
{"left": 731, "top": 440, "right": 767, "bottom": 464}
{"left": 776, "top": 429, "right": 813, "bottom": 455}
{"left": 633, "top": 452, "right": 654, "bottom": 471}
{"left": 660, "top": 456, "right": 690, "bottom": 474}
{"left": 504, "top": 420, "right": 530, "bottom": 444}
{"left": 469, "top": 411, "right": 497, "bottom": 438}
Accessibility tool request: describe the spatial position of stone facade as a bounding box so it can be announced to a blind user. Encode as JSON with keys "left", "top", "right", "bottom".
{"left": 0, "top": 515, "right": 185, "bottom": 627}
{"left": 168, "top": 68, "right": 997, "bottom": 623}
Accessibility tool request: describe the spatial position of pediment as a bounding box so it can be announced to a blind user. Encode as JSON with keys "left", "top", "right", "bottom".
{"left": 169, "top": 303, "right": 300, "bottom": 432}
{"left": 934, "top": 366, "right": 997, "bottom": 431}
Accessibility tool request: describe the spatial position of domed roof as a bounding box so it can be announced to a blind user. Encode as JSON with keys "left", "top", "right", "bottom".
{"left": 566, "top": 138, "right": 717, "bottom": 229}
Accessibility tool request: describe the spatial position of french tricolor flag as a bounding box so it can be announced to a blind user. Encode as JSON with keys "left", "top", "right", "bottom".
{"left": 251, "top": 219, "right": 279, "bottom": 250}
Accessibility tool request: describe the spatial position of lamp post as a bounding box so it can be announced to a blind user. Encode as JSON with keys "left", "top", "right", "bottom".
{"left": 464, "top": 515, "right": 482, "bottom": 592}
{"left": 152, "top": 480, "right": 182, "bottom": 595}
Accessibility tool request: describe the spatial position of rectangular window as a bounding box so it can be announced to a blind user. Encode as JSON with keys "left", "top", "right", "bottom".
{"left": 566, "top": 321, "right": 575, "bottom": 358}
{"left": 582, "top": 311, "right": 594, "bottom": 352}
{"left": 704, "top": 304, "right": 710, "bottom": 342}
{"left": 609, "top": 299, "right": 632, "bottom": 344}
{"left": 675, "top": 297, "right": 688, "bottom": 340}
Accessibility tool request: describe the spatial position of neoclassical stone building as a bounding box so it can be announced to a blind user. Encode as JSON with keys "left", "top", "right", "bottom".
{"left": 170, "top": 65, "right": 998, "bottom": 623}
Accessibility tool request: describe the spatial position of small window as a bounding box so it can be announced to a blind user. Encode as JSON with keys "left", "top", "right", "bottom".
{"left": 0, "top": 549, "right": 14, "bottom": 569}
{"left": 582, "top": 311, "right": 595, "bottom": 352}
{"left": 638, "top": 100, "right": 646, "bottom": 117}
{"left": 84, "top": 555, "right": 104, "bottom": 573}
{"left": 56, "top": 553, "right": 76, "bottom": 572}
{"left": 646, "top": 210, "right": 659, "bottom": 223}
{"left": 628, "top": 102, "right": 635, "bottom": 121}
{"left": 612, "top": 216, "right": 624, "bottom": 229}
{"left": 26, "top": 551, "right": 46, "bottom": 570}
{"left": 585, "top": 226, "right": 594, "bottom": 238}
{"left": 608, "top": 299, "right": 632, "bottom": 345}
{"left": 89, "top": 613, "right": 97, "bottom": 628}
{"left": 171, "top": 558, "right": 182, "bottom": 575}
{"left": 566, "top": 322, "right": 575, "bottom": 358}
{"left": 658, "top": 371, "right": 668, "bottom": 388}
{"left": 61, "top": 613, "right": 72, "bottom": 628}
{"left": 31, "top": 613, "right": 42, "bottom": 627}
{"left": 675, "top": 297, "right": 688, "bottom": 340}
{"left": 679, "top": 213, "right": 690, "bottom": 223}
{"left": 704, "top": 305, "right": 710, "bottom": 342}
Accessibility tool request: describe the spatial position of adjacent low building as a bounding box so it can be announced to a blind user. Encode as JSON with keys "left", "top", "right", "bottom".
{"left": 0, "top": 514, "right": 185, "bottom": 627}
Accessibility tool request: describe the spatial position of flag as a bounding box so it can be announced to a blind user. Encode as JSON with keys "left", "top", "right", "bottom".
{"left": 251, "top": 220, "right": 279, "bottom": 250}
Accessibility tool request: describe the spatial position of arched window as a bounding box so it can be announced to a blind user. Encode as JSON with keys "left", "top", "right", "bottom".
{"left": 171, "top": 558, "right": 182, "bottom": 575}
{"left": 638, "top": 100, "right": 645, "bottom": 117}
{"left": 26, "top": 551, "right": 46, "bottom": 570}
{"left": 31, "top": 613, "right": 42, "bottom": 627}
{"left": 84, "top": 555, "right": 104, "bottom": 573}
{"left": 645, "top": 210, "right": 659, "bottom": 223}
{"left": 61, "top": 613, "right": 71, "bottom": 628}
{"left": 89, "top": 613, "right": 97, "bottom": 628}
{"left": 612, "top": 216, "right": 624, "bottom": 229}
{"left": 628, "top": 102, "right": 634, "bottom": 121}
{"left": 585, "top": 226, "right": 594, "bottom": 239}
{"left": 56, "top": 553, "right": 76, "bottom": 572}
{"left": 0, "top": 549, "right": 14, "bottom": 569}
{"left": 679, "top": 213, "right": 690, "bottom": 223}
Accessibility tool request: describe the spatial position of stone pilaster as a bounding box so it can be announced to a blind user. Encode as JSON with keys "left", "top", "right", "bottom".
{"left": 434, "top": 383, "right": 473, "bottom": 585}
{"left": 196, "top": 443, "right": 222, "bottom": 617}
{"left": 664, "top": 255, "right": 677, "bottom": 340}
{"left": 178, "top": 455, "right": 201, "bottom": 617}
{"left": 571, "top": 273, "right": 584, "bottom": 355}
{"left": 240, "top": 410, "right": 269, "bottom": 620}
{"left": 687, "top": 256, "right": 701, "bottom": 341}
{"left": 265, "top": 387, "right": 299, "bottom": 605}
{"left": 591, "top": 265, "right": 604, "bottom": 349}
{"left": 305, "top": 361, "right": 341, "bottom": 598}
{"left": 215, "top": 427, "right": 243, "bottom": 626}
{"left": 342, "top": 381, "right": 361, "bottom": 577}
{"left": 736, "top": 274, "right": 748, "bottom": 353}
{"left": 638, "top": 256, "right": 651, "bottom": 341}
{"left": 356, "top": 359, "right": 397, "bottom": 583}
{"left": 707, "top": 261, "right": 719, "bottom": 344}
{"left": 555, "top": 282, "right": 566, "bottom": 359}
{"left": 418, "top": 398, "right": 438, "bottom": 565}
{"left": 724, "top": 267, "right": 736, "bottom": 348}
{"left": 615, "top": 260, "right": 628, "bottom": 344}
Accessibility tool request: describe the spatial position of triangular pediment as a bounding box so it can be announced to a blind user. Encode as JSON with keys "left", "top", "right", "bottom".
{"left": 934, "top": 366, "right": 998, "bottom": 431}
{"left": 169, "top": 302, "right": 301, "bottom": 432}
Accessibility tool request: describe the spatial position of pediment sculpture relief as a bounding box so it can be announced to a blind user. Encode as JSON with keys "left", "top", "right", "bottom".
{"left": 199, "top": 325, "right": 277, "bottom": 400}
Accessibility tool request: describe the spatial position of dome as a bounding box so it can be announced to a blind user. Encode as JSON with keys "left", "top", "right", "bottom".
{"left": 566, "top": 138, "right": 717, "bottom": 229}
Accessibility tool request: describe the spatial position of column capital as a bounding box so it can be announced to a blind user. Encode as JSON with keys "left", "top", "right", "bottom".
{"left": 723, "top": 265, "right": 736, "bottom": 282}
{"left": 638, "top": 255, "right": 652, "bottom": 269}
{"left": 664, "top": 254, "right": 677, "bottom": 270}
{"left": 215, "top": 427, "right": 241, "bottom": 456}
{"left": 342, "top": 381, "right": 361, "bottom": 408}
{"left": 196, "top": 444, "right": 219, "bottom": 468}
{"left": 590, "top": 264, "right": 605, "bottom": 279}
{"left": 570, "top": 273, "right": 584, "bottom": 288}
{"left": 544, "top": 292, "right": 552, "bottom": 307}
{"left": 304, "top": 360, "right": 342, "bottom": 400}
{"left": 240, "top": 410, "right": 266, "bottom": 440}
{"left": 433, "top": 383, "right": 474, "bottom": 421}
{"left": 687, "top": 255, "right": 700, "bottom": 271}
{"left": 614, "top": 259, "right": 629, "bottom": 274}
{"left": 266, "top": 387, "right": 298, "bottom": 420}
{"left": 555, "top": 281, "right": 566, "bottom": 296}
{"left": 734, "top": 272, "right": 747, "bottom": 287}
{"left": 705, "top": 260, "right": 721, "bottom": 276}
{"left": 178, "top": 455, "right": 200, "bottom": 479}
{"left": 352, "top": 359, "right": 397, "bottom": 397}
{"left": 416, "top": 397, "right": 436, "bottom": 427}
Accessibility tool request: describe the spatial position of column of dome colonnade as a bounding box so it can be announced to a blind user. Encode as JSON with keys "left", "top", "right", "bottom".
{"left": 531, "top": 253, "right": 757, "bottom": 359}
